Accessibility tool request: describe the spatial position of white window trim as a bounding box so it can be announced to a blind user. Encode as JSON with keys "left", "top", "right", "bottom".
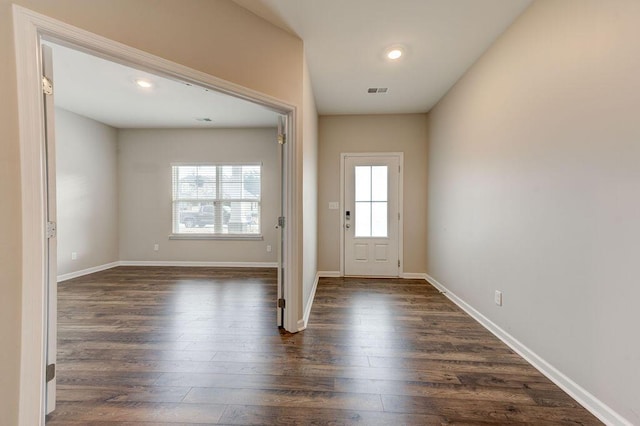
{"left": 170, "top": 163, "right": 263, "bottom": 239}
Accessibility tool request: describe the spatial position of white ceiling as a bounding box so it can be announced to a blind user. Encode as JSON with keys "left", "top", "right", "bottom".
{"left": 47, "top": 1, "right": 532, "bottom": 125}
{"left": 234, "top": 0, "right": 532, "bottom": 115}
{"left": 47, "top": 42, "right": 282, "bottom": 129}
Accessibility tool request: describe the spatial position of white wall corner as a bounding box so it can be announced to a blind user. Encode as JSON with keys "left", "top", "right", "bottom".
{"left": 300, "top": 272, "right": 320, "bottom": 331}
{"left": 424, "top": 274, "right": 633, "bottom": 426}
{"left": 296, "top": 319, "right": 306, "bottom": 331}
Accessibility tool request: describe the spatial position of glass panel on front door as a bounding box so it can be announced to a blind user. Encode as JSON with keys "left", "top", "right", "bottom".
{"left": 354, "top": 165, "right": 388, "bottom": 237}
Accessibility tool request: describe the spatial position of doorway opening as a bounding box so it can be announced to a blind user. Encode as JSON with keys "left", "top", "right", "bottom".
{"left": 14, "top": 6, "right": 297, "bottom": 424}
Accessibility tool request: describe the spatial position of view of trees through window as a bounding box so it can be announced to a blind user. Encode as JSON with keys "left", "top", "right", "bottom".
{"left": 172, "top": 164, "right": 261, "bottom": 235}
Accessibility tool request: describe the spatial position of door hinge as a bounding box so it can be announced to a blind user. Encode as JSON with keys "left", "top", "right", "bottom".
{"left": 42, "top": 76, "right": 53, "bottom": 95}
{"left": 277, "top": 133, "right": 286, "bottom": 145}
{"left": 398, "top": 260, "right": 401, "bottom": 267}
{"left": 46, "top": 221, "right": 57, "bottom": 239}
{"left": 277, "top": 298, "right": 286, "bottom": 309}
{"left": 278, "top": 216, "right": 285, "bottom": 228}
{"left": 46, "top": 363, "right": 56, "bottom": 382}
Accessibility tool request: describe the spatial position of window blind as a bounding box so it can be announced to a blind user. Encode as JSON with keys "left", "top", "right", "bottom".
{"left": 172, "top": 164, "right": 261, "bottom": 235}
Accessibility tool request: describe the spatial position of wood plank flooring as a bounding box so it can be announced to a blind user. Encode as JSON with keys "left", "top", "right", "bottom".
{"left": 47, "top": 267, "right": 601, "bottom": 425}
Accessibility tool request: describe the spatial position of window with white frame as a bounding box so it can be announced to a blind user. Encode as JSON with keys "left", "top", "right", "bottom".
{"left": 172, "top": 164, "right": 261, "bottom": 236}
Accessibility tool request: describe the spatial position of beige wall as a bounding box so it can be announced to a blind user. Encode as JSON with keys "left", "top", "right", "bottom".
{"left": 57, "top": 116, "right": 279, "bottom": 270}
{"left": 117, "top": 128, "right": 279, "bottom": 263}
{"left": 1, "top": 0, "right": 305, "bottom": 422}
{"left": 0, "top": 4, "right": 22, "bottom": 425}
{"left": 318, "top": 114, "right": 428, "bottom": 274}
{"left": 428, "top": 0, "right": 640, "bottom": 422}
{"left": 302, "top": 53, "right": 318, "bottom": 311}
{"left": 55, "top": 108, "right": 119, "bottom": 277}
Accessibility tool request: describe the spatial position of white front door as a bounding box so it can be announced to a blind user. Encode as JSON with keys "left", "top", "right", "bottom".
{"left": 343, "top": 154, "right": 401, "bottom": 277}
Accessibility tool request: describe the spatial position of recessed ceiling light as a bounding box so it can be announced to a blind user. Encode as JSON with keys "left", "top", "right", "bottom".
{"left": 387, "top": 49, "right": 403, "bottom": 60}
{"left": 135, "top": 79, "right": 153, "bottom": 88}
{"left": 384, "top": 45, "right": 406, "bottom": 62}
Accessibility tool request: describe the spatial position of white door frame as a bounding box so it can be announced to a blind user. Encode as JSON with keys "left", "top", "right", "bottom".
{"left": 340, "top": 152, "right": 404, "bottom": 276}
{"left": 40, "top": 44, "right": 58, "bottom": 415}
{"left": 13, "top": 5, "right": 299, "bottom": 425}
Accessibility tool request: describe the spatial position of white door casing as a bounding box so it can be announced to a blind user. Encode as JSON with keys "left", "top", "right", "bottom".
{"left": 277, "top": 115, "right": 287, "bottom": 327}
{"left": 342, "top": 153, "right": 402, "bottom": 277}
{"left": 42, "top": 44, "right": 57, "bottom": 415}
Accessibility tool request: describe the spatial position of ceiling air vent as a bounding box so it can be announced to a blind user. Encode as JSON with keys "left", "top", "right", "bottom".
{"left": 196, "top": 117, "right": 213, "bottom": 122}
{"left": 367, "top": 87, "right": 388, "bottom": 94}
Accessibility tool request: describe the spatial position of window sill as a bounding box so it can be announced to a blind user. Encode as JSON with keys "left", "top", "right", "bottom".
{"left": 169, "top": 234, "right": 263, "bottom": 241}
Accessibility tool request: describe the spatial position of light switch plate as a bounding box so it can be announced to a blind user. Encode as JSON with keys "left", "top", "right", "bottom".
{"left": 329, "top": 202, "right": 339, "bottom": 210}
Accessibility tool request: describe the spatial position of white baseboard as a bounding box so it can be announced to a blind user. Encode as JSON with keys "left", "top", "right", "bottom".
{"left": 58, "top": 260, "right": 278, "bottom": 282}
{"left": 57, "top": 261, "right": 120, "bottom": 282}
{"left": 317, "top": 270, "right": 341, "bottom": 277}
{"left": 119, "top": 260, "right": 278, "bottom": 268}
{"left": 425, "top": 274, "right": 631, "bottom": 426}
{"left": 299, "top": 272, "right": 320, "bottom": 331}
{"left": 319, "top": 271, "right": 428, "bottom": 280}
{"left": 401, "top": 272, "right": 427, "bottom": 279}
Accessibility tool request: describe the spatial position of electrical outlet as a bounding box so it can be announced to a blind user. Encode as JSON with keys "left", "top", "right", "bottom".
{"left": 153, "top": 244, "right": 159, "bottom": 251}
{"left": 71, "top": 252, "right": 77, "bottom": 260}
{"left": 494, "top": 290, "right": 503, "bottom": 306}
{"left": 266, "top": 245, "right": 272, "bottom": 253}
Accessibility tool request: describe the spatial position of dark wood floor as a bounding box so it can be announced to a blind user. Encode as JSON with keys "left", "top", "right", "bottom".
{"left": 46, "top": 267, "right": 600, "bottom": 425}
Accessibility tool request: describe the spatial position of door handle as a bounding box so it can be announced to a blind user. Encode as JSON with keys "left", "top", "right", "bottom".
{"left": 345, "top": 223, "right": 350, "bottom": 229}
